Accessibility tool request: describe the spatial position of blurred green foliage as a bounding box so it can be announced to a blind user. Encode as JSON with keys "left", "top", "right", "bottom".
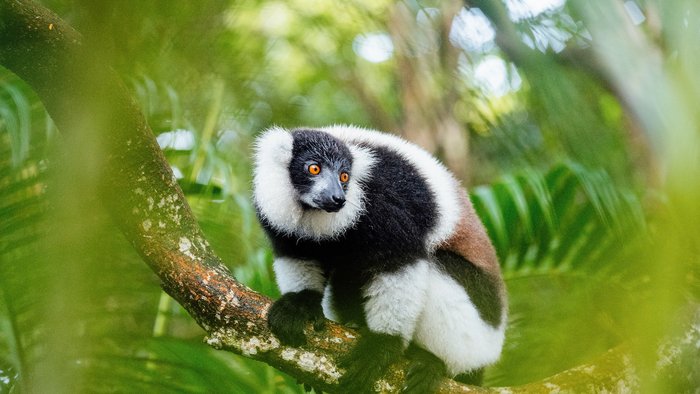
{"left": 1, "top": 0, "right": 699, "bottom": 392}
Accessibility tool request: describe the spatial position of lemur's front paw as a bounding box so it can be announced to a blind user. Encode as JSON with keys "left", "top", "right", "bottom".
{"left": 338, "top": 331, "right": 404, "bottom": 393}
{"left": 267, "top": 289, "right": 325, "bottom": 346}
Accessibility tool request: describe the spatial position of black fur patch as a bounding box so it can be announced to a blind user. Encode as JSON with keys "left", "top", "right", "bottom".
{"left": 434, "top": 250, "right": 504, "bottom": 327}
{"left": 352, "top": 145, "right": 437, "bottom": 265}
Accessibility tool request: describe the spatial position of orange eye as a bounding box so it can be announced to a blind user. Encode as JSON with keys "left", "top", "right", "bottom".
{"left": 340, "top": 172, "right": 349, "bottom": 183}
{"left": 308, "top": 164, "right": 321, "bottom": 175}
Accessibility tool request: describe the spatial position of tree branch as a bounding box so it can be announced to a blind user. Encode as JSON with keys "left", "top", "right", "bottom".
{"left": 0, "top": 0, "right": 352, "bottom": 391}
{"left": 0, "top": 0, "right": 645, "bottom": 392}
{"left": 0, "top": 0, "right": 415, "bottom": 391}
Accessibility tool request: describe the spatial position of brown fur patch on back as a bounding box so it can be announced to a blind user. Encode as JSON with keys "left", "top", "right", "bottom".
{"left": 438, "top": 189, "right": 505, "bottom": 294}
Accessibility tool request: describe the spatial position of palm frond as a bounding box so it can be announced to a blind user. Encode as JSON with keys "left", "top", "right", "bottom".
{"left": 471, "top": 161, "right": 646, "bottom": 277}
{"left": 0, "top": 71, "right": 55, "bottom": 168}
{"left": 0, "top": 82, "right": 30, "bottom": 167}
{"left": 473, "top": 162, "right": 648, "bottom": 386}
{"left": 76, "top": 337, "right": 302, "bottom": 394}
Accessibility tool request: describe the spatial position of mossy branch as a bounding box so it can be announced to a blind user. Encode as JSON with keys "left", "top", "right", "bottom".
{"left": 0, "top": 0, "right": 644, "bottom": 392}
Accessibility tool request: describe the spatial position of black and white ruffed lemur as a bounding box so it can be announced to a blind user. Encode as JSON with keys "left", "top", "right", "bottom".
{"left": 252, "top": 125, "right": 507, "bottom": 393}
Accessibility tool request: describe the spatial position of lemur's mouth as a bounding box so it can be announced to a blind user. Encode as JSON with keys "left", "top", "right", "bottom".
{"left": 316, "top": 199, "right": 345, "bottom": 213}
{"left": 321, "top": 205, "right": 344, "bottom": 213}
{"left": 300, "top": 198, "right": 345, "bottom": 212}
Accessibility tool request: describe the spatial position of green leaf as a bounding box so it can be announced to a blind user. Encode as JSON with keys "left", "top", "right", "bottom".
{"left": 471, "top": 162, "right": 646, "bottom": 276}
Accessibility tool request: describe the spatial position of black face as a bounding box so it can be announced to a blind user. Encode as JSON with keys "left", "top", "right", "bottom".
{"left": 289, "top": 129, "right": 353, "bottom": 212}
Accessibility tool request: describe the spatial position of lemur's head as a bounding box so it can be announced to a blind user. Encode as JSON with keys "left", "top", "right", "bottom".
{"left": 289, "top": 129, "right": 353, "bottom": 212}
{"left": 253, "top": 126, "right": 375, "bottom": 239}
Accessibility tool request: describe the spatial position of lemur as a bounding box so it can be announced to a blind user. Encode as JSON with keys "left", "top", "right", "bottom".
{"left": 252, "top": 125, "right": 507, "bottom": 393}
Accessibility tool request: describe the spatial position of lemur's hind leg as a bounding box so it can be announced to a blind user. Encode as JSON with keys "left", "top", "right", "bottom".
{"left": 402, "top": 345, "right": 447, "bottom": 393}
{"left": 454, "top": 368, "right": 484, "bottom": 386}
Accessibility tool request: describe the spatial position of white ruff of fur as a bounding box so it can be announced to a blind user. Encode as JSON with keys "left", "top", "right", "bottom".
{"left": 253, "top": 127, "right": 375, "bottom": 240}
{"left": 273, "top": 257, "right": 326, "bottom": 294}
{"left": 320, "top": 125, "right": 463, "bottom": 250}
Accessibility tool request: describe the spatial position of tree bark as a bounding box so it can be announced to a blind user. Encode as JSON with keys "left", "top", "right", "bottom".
{"left": 0, "top": 0, "right": 644, "bottom": 392}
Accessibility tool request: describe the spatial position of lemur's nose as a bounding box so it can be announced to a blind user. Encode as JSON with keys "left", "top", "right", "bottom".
{"left": 332, "top": 195, "right": 345, "bottom": 205}
{"left": 319, "top": 194, "right": 345, "bottom": 212}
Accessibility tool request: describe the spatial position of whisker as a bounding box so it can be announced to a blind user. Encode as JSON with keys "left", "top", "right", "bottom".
{"left": 344, "top": 199, "right": 362, "bottom": 209}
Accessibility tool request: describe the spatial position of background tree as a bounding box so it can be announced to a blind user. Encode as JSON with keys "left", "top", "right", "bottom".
{"left": 1, "top": 0, "right": 699, "bottom": 392}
